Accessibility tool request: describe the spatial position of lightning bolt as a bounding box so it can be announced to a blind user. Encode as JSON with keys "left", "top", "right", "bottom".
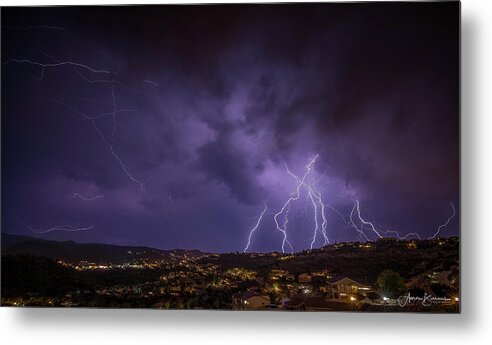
{"left": 3, "top": 57, "right": 111, "bottom": 80}
{"left": 307, "top": 186, "right": 329, "bottom": 247}
{"left": 3, "top": 27, "right": 156, "bottom": 240}
{"left": 245, "top": 155, "right": 332, "bottom": 253}
{"left": 349, "top": 203, "right": 371, "bottom": 242}
{"left": 350, "top": 200, "right": 456, "bottom": 242}
{"left": 73, "top": 193, "right": 104, "bottom": 201}
{"left": 243, "top": 203, "right": 268, "bottom": 253}
{"left": 281, "top": 203, "right": 295, "bottom": 253}
{"left": 15, "top": 215, "right": 94, "bottom": 234}
{"left": 47, "top": 96, "right": 145, "bottom": 191}
{"left": 274, "top": 156, "right": 316, "bottom": 253}
{"left": 307, "top": 189, "right": 320, "bottom": 249}
{"left": 244, "top": 156, "right": 453, "bottom": 250}
{"left": 351, "top": 200, "right": 383, "bottom": 240}
{"left": 273, "top": 154, "right": 332, "bottom": 253}
{"left": 284, "top": 162, "right": 330, "bottom": 249}
{"left": 350, "top": 200, "right": 421, "bottom": 241}
{"left": 428, "top": 202, "right": 456, "bottom": 240}
{"left": 3, "top": 41, "right": 145, "bottom": 191}
{"left": 4, "top": 25, "right": 68, "bottom": 32}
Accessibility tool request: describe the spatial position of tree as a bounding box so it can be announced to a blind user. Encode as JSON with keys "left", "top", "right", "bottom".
{"left": 375, "top": 269, "right": 407, "bottom": 299}
{"left": 408, "top": 286, "right": 426, "bottom": 297}
{"left": 430, "top": 283, "right": 453, "bottom": 298}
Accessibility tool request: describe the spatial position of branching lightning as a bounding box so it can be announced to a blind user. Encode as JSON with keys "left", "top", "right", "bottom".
{"left": 349, "top": 200, "right": 456, "bottom": 242}
{"left": 3, "top": 58, "right": 111, "bottom": 78}
{"left": 47, "top": 96, "right": 145, "bottom": 191}
{"left": 349, "top": 202, "right": 371, "bottom": 242}
{"left": 350, "top": 200, "right": 383, "bottom": 240}
{"left": 284, "top": 160, "right": 330, "bottom": 249}
{"left": 243, "top": 155, "right": 456, "bottom": 252}
{"left": 350, "top": 200, "right": 423, "bottom": 241}
{"left": 3, "top": 45, "right": 145, "bottom": 191}
{"left": 3, "top": 26, "right": 153, "bottom": 240}
{"left": 273, "top": 155, "right": 319, "bottom": 253}
{"left": 15, "top": 215, "right": 94, "bottom": 234}
{"left": 244, "top": 155, "right": 336, "bottom": 253}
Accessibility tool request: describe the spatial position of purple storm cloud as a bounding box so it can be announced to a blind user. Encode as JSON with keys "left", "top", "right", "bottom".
{"left": 1, "top": 3, "right": 459, "bottom": 252}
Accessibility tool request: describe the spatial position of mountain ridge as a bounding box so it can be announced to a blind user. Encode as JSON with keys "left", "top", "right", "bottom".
{"left": 1, "top": 233, "right": 207, "bottom": 263}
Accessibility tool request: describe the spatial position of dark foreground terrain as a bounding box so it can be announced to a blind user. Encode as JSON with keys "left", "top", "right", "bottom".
{"left": 1, "top": 233, "right": 459, "bottom": 312}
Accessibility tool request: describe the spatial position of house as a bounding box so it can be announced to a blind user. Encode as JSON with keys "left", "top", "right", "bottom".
{"left": 283, "top": 294, "right": 305, "bottom": 310}
{"left": 325, "top": 276, "right": 373, "bottom": 300}
{"left": 312, "top": 269, "right": 334, "bottom": 279}
{"left": 298, "top": 273, "right": 312, "bottom": 283}
{"left": 232, "top": 291, "right": 270, "bottom": 310}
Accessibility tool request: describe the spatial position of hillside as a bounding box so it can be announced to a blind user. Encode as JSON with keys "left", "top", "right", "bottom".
{"left": 1, "top": 233, "right": 206, "bottom": 264}
{"left": 201, "top": 238, "right": 460, "bottom": 285}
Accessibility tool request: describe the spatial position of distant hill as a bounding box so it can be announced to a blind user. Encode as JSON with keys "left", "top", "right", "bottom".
{"left": 1, "top": 233, "right": 206, "bottom": 264}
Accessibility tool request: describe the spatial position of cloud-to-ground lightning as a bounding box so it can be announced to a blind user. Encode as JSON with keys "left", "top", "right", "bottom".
{"left": 349, "top": 200, "right": 457, "bottom": 242}
{"left": 351, "top": 200, "right": 383, "bottom": 240}
{"left": 245, "top": 160, "right": 454, "bottom": 251}
{"left": 284, "top": 161, "right": 330, "bottom": 249}
{"left": 243, "top": 203, "right": 268, "bottom": 253}
{"left": 349, "top": 202, "right": 371, "bottom": 242}
{"left": 273, "top": 155, "right": 317, "bottom": 253}
{"left": 244, "top": 155, "right": 333, "bottom": 253}
{"left": 73, "top": 193, "right": 104, "bottom": 201}
{"left": 15, "top": 215, "right": 94, "bottom": 234}
{"left": 350, "top": 200, "right": 423, "bottom": 241}
{"left": 428, "top": 202, "right": 456, "bottom": 240}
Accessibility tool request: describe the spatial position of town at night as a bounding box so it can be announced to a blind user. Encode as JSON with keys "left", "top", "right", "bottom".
{"left": 1, "top": 234, "right": 460, "bottom": 311}
{"left": 1, "top": 2, "right": 459, "bottom": 312}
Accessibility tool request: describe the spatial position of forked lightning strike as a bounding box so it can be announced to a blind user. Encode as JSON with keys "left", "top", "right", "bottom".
{"left": 350, "top": 200, "right": 455, "bottom": 241}
{"left": 273, "top": 155, "right": 318, "bottom": 253}
{"left": 4, "top": 47, "right": 145, "bottom": 191}
{"left": 351, "top": 200, "right": 383, "bottom": 240}
{"left": 350, "top": 200, "right": 422, "bottom": 241}
{"left": 243, "top": 154, "right": 331, "bottom": 253}
{"left": 285, "top": 162, "right": 330, "bottom": 249}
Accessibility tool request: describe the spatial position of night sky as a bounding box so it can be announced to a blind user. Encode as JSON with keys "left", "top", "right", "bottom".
{"left": 1, "top": 3, "right": 459, "bottom": 252}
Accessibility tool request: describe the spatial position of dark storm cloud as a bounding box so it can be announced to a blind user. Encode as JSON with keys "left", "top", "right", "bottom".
{"left": 2, "top": 3, "right": 459, "bottom": 251}
{"left": 196, "top": 131, "right": 266, "bottom": 205}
